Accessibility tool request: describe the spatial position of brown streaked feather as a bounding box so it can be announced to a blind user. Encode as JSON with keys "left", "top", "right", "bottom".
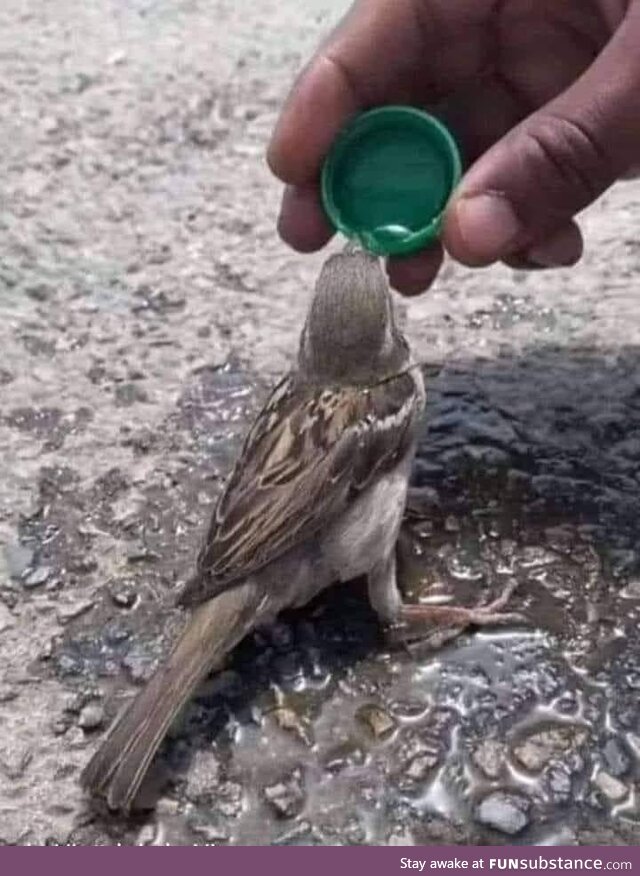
{"left": 178, "top": 370, "right": 421, "bottom": 608}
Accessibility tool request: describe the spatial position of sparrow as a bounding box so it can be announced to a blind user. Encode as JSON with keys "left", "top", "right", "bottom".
{"left": 81, "top": 248, "right": 520, "bottom": 812}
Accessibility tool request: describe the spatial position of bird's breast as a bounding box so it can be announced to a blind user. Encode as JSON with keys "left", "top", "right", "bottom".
{"left": 322, "top": 454, "right": 413, "bottom": 583}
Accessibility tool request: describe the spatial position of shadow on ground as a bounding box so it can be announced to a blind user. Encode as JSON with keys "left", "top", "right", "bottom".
{"left": 7, "top": 344, "right": 640, "bottom": 845}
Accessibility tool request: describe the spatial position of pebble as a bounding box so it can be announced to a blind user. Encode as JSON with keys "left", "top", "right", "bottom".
{"left": 513, "top": 726, "right": 586, "bottom": 772}
{"left": 216, "top": 781, "right": 243, "bottom": 818}
{"left": 594, "top": 770, "right": 628, "bottom": 802}
{"left": 107, "top": 49, "right": 127, "bottom": 66}
{"left": 546, "top": 764, "right": 572, "bottom": 803}
{"left": 620, "top": 580, "right": 640, "bottom": 600}
{"left": 62, "top": 691, "right": 90, "bottom": 714}
{"left": 476, "top": 791, "right": 531, "bottom": 836}
{"left": 472, "top": 739, "right": 506, "bottom": 779}
{"left": 273, "top": 707, "right": 313, "bottom": 747}
{"left": 263, "top": 769, "right": 305, "bottom": 819}
{"left": 56, "top": 599, "right": 95, "bottom": 623}
{"left": 185, "top": 750, "right": 221, "bottom": 803}
{"left": 122, "top": 649, "right": 155, "bottom": 683}
{"left": 404, "top": 750, "right": 440, "bottom": 781}
{"left": 78, "top": 703, "right": 105, "bottom": 730}
{"left": 109, "top": 584, "right": 137, "bottom": 609}
{"left": 51, "top": 716, "right": 72, "bottom": 736}
{"left": 356, "top": 704, "right": 396, "bottom": 741}
{"left": 189, "top": 821, "right": 230, "bottom": 844}
{"left": 322, "top": 742, "right": 365, "bottom": 774}
{"left": 603, "top": 738, "right": 630, "bottom": 777}
{"left": 22, "top": 566, "right": 51, "bottom": 588}
{"left": 135, "top": 824, "right": 158, "bottom": 846}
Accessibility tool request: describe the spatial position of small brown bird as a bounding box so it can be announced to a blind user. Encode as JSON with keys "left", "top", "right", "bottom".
{"left": 81, "top": 249, "right": 519, "bottom": 811}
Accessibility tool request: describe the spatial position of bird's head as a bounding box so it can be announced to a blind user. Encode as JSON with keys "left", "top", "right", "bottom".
{"left": 298, "top": 249, "right": 408, "bottom": 386}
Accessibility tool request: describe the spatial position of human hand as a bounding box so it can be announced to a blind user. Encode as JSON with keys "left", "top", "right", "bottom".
{"left": 268, "top": 0, "right": 640, "bottom": 294}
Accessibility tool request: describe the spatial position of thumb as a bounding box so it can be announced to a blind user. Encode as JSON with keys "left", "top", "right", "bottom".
{"left": 443, "top": 3, "right": 640, "bottom": 266}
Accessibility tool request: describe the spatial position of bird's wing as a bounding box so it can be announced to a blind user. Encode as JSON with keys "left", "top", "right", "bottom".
{"left": 178, "top": 370, "right": 422, "bottom": 607}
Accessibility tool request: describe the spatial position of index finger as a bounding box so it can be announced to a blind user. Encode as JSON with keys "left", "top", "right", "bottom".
{"left": 267, "top": 0, "right": 432, "bottom": 186}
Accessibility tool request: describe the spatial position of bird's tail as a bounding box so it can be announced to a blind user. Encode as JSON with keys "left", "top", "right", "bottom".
{"left": 80, "top": 581, "right": 265, "bottom": 812}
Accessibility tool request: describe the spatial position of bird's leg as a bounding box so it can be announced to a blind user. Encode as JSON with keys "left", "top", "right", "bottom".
{"left": 368, "top": 552, "right": 524, "bottom": 650}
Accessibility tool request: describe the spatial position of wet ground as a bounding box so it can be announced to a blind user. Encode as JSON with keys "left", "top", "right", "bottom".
{"left": 2, "top": 0, "right": 640, "bottom": 848}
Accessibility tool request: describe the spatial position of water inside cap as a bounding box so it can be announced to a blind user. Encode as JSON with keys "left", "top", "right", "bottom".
{"left": 321, "top": 106, "right": 462, "bottom": 257}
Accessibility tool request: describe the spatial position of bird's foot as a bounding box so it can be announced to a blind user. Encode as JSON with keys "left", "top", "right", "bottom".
{"left": 385, "top": 580, "right": 525, "bottom": 650}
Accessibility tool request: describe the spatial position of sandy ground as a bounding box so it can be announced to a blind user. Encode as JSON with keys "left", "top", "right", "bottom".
{"left": 2, "top": 0, "right": 640, "bottom": 847}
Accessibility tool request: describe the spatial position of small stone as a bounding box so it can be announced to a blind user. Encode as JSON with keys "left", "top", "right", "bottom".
{"left": 356, "top": 704, "right": 396, "bottom": 741}
{"left": 41, "top": 115, "right": 61, "bottom": 134}
{"left": 273, "top": 820, "right": 321, "bottom": 846}
{"left": 472, "top": 739, "right": 507, "bottom": 779}
{"left": 546, "top": 764, "right": 572, "bottom": 803}
{"left": 405, "top": 750, "right": 440, "bottom": 781}
{"left": 190, "top": 821, "right": 229, "bottom": 844}
{"left": 185, "top": 750, "right": 221, "bottom": 803}
{"left": 62, "top": 691, "right": 88, "bottom": 714}
{"left": 51, "top": 717, "right": 72, "bottom": 736}
{"left": 322, "top": 742, "right": 365, "bottom": 774}
{"left": 263, "top": 769, "right": 305, "bottom": 819}
{"left": 104, "top": 623, "right": 130, "bottom": 645}
{"left": 109, "top": 584, "right": 137, "bottom": 609}
{"left": 22, "top": 566, "right": 51, "bottom": 588}
{"left": 620, "top": 580, "right": 640, "bottom": 600}
{"left": 56, "top": 652, "right": 84, "bottom": 675}
{"left": 216, "top": 781, "right": 243, "bottom": 818}
{"left": 78, "top": 703, "right": 104, "bottom": 730}
{"left": 603, "top": 738, "right": 630, "bottom": 777}
{"left": 122, "top": 649, "right": 155, "bottom": 683}
{"left": 56, "top": 599, "right": 95, "bottom": 623}
{"left": 107, "top": 49, "right": 127, "bottom": 65}
{"left": 273, "top": 707, "right": 313, "bottom": 747}
{"left": 625, "top": 732, "right": 640, "bottom": 760}
{"left": 513, "top": 726, "right": 586, "bottom": 773}
{"left": 476, "top": 791, "right": 530, "bottom": 836}
{"left": 594, "top": 770, "right": 628, "bottom": 802}
{"left": 4, "top": 543, "right": 34, "bottom": 579}
{"left": 126, "top": 544, "right": 159, "bottom": 564}
{"left": 135, "top": 824, "right": 158, "bottom": 846}
{"left": 71, "top": 71, "right": 95, "bottom": 93}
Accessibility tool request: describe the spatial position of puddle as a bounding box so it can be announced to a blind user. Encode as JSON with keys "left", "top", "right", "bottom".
{"left": 9, "top": 350, "right": 640, "bottom": 844}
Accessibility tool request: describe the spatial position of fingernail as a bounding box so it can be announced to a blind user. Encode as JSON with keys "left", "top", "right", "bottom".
{"left": 454, "top": 194, "right": 521, "bottom": 263}
{"left": 526, "top": 236, "right": 581, "bottom": 268}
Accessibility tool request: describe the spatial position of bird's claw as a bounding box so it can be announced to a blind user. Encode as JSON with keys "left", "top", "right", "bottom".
{"left": 384, "top": 579, "right": 526, "bottom": 650}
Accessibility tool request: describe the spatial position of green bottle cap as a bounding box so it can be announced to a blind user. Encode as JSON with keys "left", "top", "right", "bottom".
{"left": 321, "top": 106, "right": 462, "bottom": 257}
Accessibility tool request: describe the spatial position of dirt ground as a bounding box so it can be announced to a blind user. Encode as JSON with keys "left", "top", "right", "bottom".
{"left": 2, "top": 0, "right": 640, "bottom": 847}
